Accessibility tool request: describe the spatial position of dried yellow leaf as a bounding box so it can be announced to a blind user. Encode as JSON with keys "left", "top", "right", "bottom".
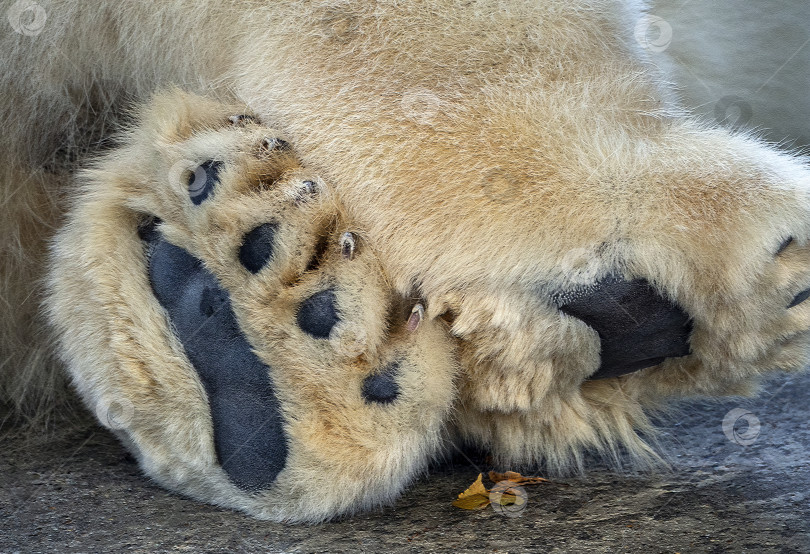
{"left": 492, "top": 490, "right": 521, "bottom": 506}
{"left": 489, "top": 470, "right": 551, "bottom": 486}
{"left": 452, "top": 474, "right": 491, "bottom": 510}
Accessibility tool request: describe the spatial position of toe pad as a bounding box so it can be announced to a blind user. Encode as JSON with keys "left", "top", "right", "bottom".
{"left": 297, "top": 289, "right": 340, "bottom": 339}
{"left": 147, "top": 232, "right": 288, "bottom": 491}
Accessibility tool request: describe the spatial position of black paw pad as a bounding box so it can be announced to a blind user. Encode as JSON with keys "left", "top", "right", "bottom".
{"left": 789, "top": 287, "right": 810, "bottom": 308}
{"left": 239, "top": 223, "right": 278, "bottom": 274}
{"left": 557, "top": 277, "right": 692, "bottom": 380}
{"left": 362, "top": 362, "right": 401, "bottom": 404}
{"left": 147, "top": 234, "right": 288, "bottom": 491}
{"left": 296, "top": 289, "right": 340, "bottom": 339}
{"left": 189, "top": 160, "right": 222, "bottom": 205}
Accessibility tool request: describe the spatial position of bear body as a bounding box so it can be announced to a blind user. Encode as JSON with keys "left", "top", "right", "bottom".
{"left": 2, "top": 0, "right": 810, "bottom": 521}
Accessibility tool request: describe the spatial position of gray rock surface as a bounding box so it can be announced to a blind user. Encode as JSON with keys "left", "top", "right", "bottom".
{"left": 2, "top": 372, "right": 809, "bottom": 553}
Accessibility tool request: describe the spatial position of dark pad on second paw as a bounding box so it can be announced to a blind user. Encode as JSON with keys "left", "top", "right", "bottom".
{"left": 362, "top": 361, "right": 401, "bottom": 404}
{"left": 147, "top": 234, "right": 288, "bottom": 491}
{"left": 296, "top": 289, "right": 340, "bottom": 338}
{"left": 239, "top": 223, "right": 278, "bottom": 274}
{"left": 557, "top": 277, "right": 692, "bottom": 380}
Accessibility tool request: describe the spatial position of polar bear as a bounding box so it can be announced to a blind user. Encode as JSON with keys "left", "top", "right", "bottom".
{"left": 2, "top": 0, "right": 810, "bottom": 521}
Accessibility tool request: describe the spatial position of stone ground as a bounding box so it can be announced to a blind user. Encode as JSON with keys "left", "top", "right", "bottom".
{"left": 1, "top": 372, "right": 809, "bottom": 554}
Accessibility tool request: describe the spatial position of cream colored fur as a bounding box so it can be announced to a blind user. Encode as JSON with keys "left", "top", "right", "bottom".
{"left": 2, "top": 0, "right": 810, "bottom": 521}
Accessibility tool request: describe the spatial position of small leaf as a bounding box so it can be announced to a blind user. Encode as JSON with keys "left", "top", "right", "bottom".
{"left": 489, "top": 470, "right": 552, "bottom": 486}
{"left": 452, "top": 474, "right": 491, "bottom": 510}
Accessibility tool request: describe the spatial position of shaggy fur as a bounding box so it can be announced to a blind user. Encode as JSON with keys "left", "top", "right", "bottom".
{"left": 2, "top": 0, "right": 810, "bottom": 521}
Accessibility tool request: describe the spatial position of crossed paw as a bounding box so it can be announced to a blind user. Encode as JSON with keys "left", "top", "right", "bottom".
{"left": 47, "top": 90, "right": 810, "bottom": 521}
